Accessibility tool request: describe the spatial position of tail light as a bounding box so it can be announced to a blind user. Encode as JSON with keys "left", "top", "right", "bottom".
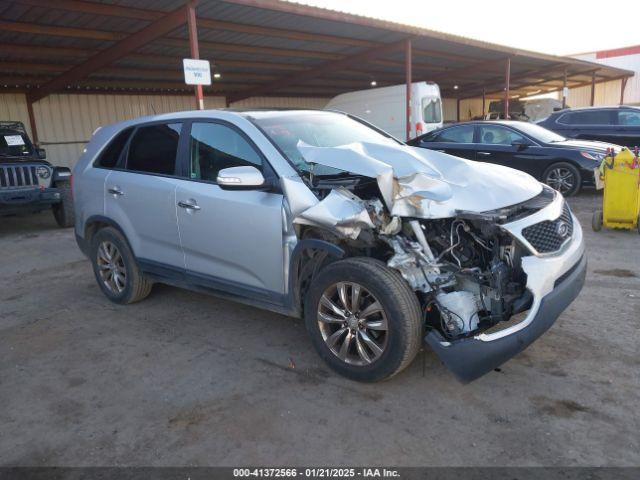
{"left": 416, "top": 122, "right": 424, "bottom": 135}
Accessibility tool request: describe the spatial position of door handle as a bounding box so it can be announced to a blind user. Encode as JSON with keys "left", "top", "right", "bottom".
{"left": 178, "top": 199, "right": 201, "bottom": 211}
{"left": 108, "top": 186, "right": 124, "bottom": 196}
{"left": 477, "top": 151, "right": 492, "bottom": 156}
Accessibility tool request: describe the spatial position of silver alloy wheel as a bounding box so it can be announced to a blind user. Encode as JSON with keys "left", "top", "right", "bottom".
{"left": 97, "top": 241, "right": 127, "bottom": 294}
{"left": 317, "top": 282, "right": 388, "bottom": 366}
{"left": 546, "top": 167, "right": 576, "bottom": 194}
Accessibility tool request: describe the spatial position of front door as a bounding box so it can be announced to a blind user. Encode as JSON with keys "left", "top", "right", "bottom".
{"left": 175, "top": 121, "right": 285, "bottom": 300}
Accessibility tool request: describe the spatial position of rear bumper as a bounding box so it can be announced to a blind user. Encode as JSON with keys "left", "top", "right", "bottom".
{"left": 0, "top": 187, "right": 61, "bottom": 214}
{"left": 425, "top": 211, "right": 586, "bottom": 383}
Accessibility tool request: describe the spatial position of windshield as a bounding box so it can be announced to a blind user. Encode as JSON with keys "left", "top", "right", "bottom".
{"left": 422, "top": 97, "right": 442, "bottom": 124}
{"left": 249, "top": 111, "right": 398, "bottom": 176}
{"left": 512, "top": 122, "right": 566, "bottom": 143}
{"left": 0, "top": 132, "right": 33, "bottom": 157}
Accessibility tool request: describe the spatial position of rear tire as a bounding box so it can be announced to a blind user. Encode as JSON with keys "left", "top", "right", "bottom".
{"left": 592, "top": 210, "right": 603, "bottom": 232}
{"left": 304, "top": 257, "right": 423, "bottom": 382}
{"left": 90, "top": 227, "right": 152, "bottom": 304}
{"left": 543, "top": 162, "right": 581, "bottom": 197}
{"left": 52, "top": 180, "right": 75, "bottom": 228}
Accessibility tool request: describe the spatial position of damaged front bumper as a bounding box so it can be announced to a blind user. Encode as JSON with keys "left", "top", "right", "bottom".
{"left": 425, "top": 209, "right": 586, "bottom": 383}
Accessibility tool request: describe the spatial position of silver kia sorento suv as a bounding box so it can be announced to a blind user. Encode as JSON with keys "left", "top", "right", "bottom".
{"left": 73, "top": 110, "right": 586, "bottom": 383}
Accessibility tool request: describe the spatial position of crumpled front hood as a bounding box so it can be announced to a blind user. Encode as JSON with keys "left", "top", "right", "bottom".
{"left": 297, "top": 141, "right": 542, "bottom": 219}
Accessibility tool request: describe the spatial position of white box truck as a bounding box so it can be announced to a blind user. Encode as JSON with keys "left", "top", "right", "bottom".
{"left": 325, "top": 81, "right": 443, "bottom": 140}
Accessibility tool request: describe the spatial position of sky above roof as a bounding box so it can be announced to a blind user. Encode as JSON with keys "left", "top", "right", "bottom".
{"left": 289, "top": 0, "right": 638, "bottom": 56}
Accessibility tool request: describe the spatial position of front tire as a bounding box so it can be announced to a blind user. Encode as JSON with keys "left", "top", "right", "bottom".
{"left": 90, "top": 227, "right": 152, "bottom": 304}
{"left": 52, "top": 180, "right": 75, "bottom": 228}
{"left": 304, "top": 257, "right": 423, "bottom": 382}
{"left": 543, "top": 162, "right": 581, "bottom": 197}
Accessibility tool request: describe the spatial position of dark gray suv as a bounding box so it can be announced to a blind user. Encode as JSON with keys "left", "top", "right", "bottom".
{"left": 538, "top": 106, "right": 640, "bottom": 148}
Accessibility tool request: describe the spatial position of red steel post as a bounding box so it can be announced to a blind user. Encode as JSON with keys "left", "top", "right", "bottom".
{"left": 562, "top": 68, "right": 567, "bottom": 109}
{"left": 405, "top": 38, "right": 412, "bottom": 141}
{"left": 504, "top": 57, "right": 510, "bottom": 119}
{"left": 187, "top": 1, "right": 204, "bottom": 110}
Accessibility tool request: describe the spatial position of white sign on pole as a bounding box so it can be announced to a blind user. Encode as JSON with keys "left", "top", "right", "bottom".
{"left": 183, "top": 59, "right": 211, "bottom": 86}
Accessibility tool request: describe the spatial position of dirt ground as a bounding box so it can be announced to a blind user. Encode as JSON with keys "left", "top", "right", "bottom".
{"left": 1, "top": 191, "right": 638, "bottom": 467}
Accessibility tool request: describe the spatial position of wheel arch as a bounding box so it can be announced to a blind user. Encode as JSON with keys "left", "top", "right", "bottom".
{"left": 84, "top": 215, "right": 134, "bottom": 254}
{"left": 287, "top": 238, "right": 346, "bottom": 318}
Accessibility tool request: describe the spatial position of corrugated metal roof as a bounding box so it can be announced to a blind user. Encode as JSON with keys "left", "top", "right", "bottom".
{"left": 1, "top": 0, "right": 633, "bottom": 100}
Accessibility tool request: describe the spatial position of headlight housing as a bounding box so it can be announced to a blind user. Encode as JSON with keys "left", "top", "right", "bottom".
{"left": 580, "top": 151, "right": 604, "bottom": 161}
{"left": 36, "top": 166, "right": 51, "bottom": 179}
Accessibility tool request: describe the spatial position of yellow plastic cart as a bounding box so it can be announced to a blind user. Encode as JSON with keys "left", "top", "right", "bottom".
{"left": 592, "top": 148, "right": 640, "bottom": 233}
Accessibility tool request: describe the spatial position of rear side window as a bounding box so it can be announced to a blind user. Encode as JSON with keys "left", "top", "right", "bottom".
{"left": 94, "top": 127, "right": 133, "bottom": 168}
{"left": 126, "top": 123, "right": 182, "bottom": 175}
{"left": 189, "top": 122, "right": 262, "bottom": 182}
{"left": 558, "top": 110, "right": 612, "bottom": 125}
{"left": 422, "top": 97, "right": 442, "bottom": 124}
{"left": 618, "top": 110, "right": 640, "bottom": 126}
{"left": 433, "top": 125, "right": 474, "bottom": 143}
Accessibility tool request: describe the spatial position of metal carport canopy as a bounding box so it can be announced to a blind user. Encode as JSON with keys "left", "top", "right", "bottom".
{"left": 0, "top": 0, "right": 633, "bottom": 109}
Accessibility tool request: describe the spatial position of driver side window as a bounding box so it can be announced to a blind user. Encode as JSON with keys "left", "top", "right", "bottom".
{"left": 479, "top": 125, "right": 525, "bottom": 145}
{"left": 189, "top": 122, "right": 262, "bottom": 182}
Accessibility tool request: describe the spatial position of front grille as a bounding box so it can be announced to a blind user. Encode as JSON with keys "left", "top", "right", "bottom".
{"left": 0, "top": 165, "right": 39, "bottom": 189}
{"left": 522, "top": 203, "right": 573, "bottom": 254}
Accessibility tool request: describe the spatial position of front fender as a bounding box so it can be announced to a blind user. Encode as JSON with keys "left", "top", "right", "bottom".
{"left": 287, "top": 239, "right": 345, "bottom": 317}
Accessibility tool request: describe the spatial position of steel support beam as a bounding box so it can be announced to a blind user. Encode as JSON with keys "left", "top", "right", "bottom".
{"left": 562, "top": 68, "right": 567, "bottom": 108}
{"left": 186, "top": 2, "right": 204, "bottom": 110}
{"left": 459, "top": 67, "right": 599, "bottom": 100}
{"left": 590, "top": 71, "right": 596, "bottom": 106}
{"left": 28, "top": 4, "right": 191, "bottom": 103}
{"left": 504, "top": 57, "right": 511, "bottom": 119}
{"left": 26, "top": 97, "right": 38, "bottom": 145}
{"left": 227, "top": 39, "right": 409, "bottom": 103}
{"left": 405, "top": 39, "right": 412, "bottom": 141}
{"left": 482, "top": 89, "right": 486, "bottom": 116}
{"left": 620, "top": 77, "right": 628, "bottom": 105}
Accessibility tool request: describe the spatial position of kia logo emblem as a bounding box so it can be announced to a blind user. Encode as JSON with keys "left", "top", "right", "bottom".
{"left": 556, "top": 221, "right": 570, "bottom": 238}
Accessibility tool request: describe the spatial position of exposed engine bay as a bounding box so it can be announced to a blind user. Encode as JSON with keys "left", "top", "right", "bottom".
{"left": 285, "top": 142, "right": 550, "bottom": 340}
{"left": 299, "top": 174, "right": 533, "bottom": 340}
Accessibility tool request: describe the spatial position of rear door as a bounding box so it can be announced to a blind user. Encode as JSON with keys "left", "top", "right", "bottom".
{"left": 104, "top": 122, "right": 185, "bottom": 269}
{"left": 174, "top": 120, "right": 285, "bottom": 298}
{"left": 557, "top": 110, "right": 616, "bottom": 143}
{"left": 416, "top": 124, "right": 477, "bottom": 160}
{"left": 615, "top": 109, "right": 640, "bottom": 148}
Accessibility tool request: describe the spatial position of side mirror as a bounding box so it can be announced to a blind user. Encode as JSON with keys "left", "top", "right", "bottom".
{"left": 217, "top": 166, "right": 265, "bottom": 189}
{"left": 511, "top": 139, "right": 529, "bottom": 150}
{"left": 36, "top": 148, "right": 46, "bottom": 159}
